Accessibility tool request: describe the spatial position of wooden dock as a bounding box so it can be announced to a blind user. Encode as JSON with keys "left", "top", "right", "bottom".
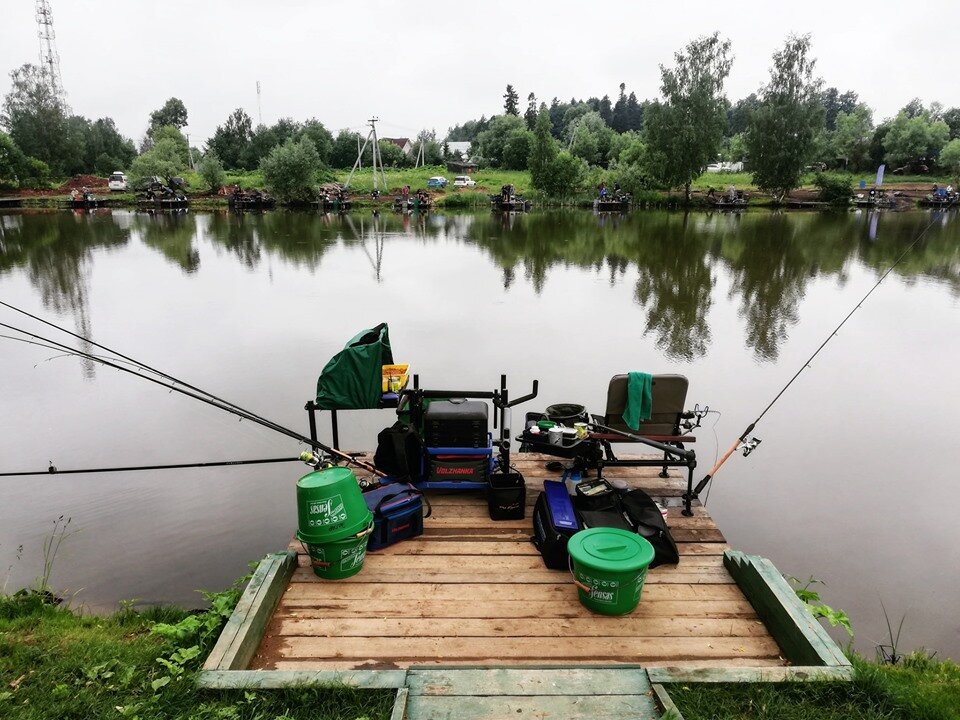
{"left": 201, "top": 453, "right": 851, "bottom": 718}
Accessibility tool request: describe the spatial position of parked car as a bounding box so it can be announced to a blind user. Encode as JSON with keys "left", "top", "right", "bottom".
{"left": 426, "top": 176, "right": 448, "bottom": 189}
{"left": 706, "top": 161, "right": 744, "bottom": 173}
{"left": 453, "top": 175, "right": 476, "bottom": 188}
{"left": 108, "top": 171, "right": 128, "bottom": 192}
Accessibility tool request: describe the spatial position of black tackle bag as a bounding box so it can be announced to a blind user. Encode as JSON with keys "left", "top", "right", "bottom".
{"left": 373, "top": 422, "right": 423, "bottom": 480}
{"left": 617, "top": 488, "right": 680, "bottom": 568}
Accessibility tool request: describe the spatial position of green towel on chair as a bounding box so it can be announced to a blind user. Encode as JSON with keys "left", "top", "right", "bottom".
{"left": 622, "top": 372, "right": 653, "bottom": 430}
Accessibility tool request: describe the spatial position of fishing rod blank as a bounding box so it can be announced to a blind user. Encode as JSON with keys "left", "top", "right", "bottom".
{"left": 0, "top": 457, "right": 300, "bottom": 478}
{"left": 0, "top": 320, "right": 385, "bottom": 478}
{"left": 690, "top": 209, "right": 947, "bottom": 501}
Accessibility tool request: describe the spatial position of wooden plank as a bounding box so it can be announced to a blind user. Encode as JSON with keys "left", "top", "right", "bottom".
{"left": 196, "top": 668, "right": 408, "bottom": 689}
{"left": 269, "top": 617, "right": 769, "bottom": 639}
{"left": 281, "top": 581, "right": 746, "bottom": 602}
{"left": 258, "top": 656, "right": 789, "bottom": 671}
{"left": 288, "top": 567, "right": 735, "bottom": 585}
{"left": 651, "top": 683, "right": 685, "bottom": 719}
{"left": 324, "top": 540, "right": 730, "bottom": 556}
{"left": 724, "top": 551, "right": 848, "bottom": 667}
{"left": 403, "top": 694, "right": 659, "bottom": 720}
{"left": 390, "top": 688, "right": 408, "bottom": 720}
{"left": 272, "top": 599, "right": 760, "bottom": 620}
{"left": 405, "top": 667, "right": 652, "bottom": 696}
{"left": 416, "top": 526, "right": 724, "bottom": 542}
{"left": 647, "top": 665, "right": 855, "bottom": 683}
{"left": 203, "top": 551, "right": 297, "bottom": 671}
{"left": 259, "top": 635, "right": 783, "bottom": 661}
{"left": 296, "top": 553, "right": 725, "bottom": 571}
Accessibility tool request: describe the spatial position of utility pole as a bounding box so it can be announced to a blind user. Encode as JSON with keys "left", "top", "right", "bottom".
{"left": 185, "top": 132, "right": 195, "bottom": 170}
{"left": 344, "top": 117, "right": 389, "bottom": 192}
{"left": 256, "top": 81, "right": 262, "bottom": 125}
{"left": 35, "top": 0, "right": 66, "bottom": 102}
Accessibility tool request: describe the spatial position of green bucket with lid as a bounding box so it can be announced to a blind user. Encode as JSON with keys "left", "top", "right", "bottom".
{"left": 568, "top": 527, "right": 655, "bottom": 616}
{"left": 300, "top": 517, "right": 374, "bottom": 580}
{"left": 296, "top": 466, "right": 368, "bottom": 543}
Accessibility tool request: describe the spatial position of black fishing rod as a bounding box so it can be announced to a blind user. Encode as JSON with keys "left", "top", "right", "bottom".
{"left": 0, "top": 298, "right": 294, "bottom": 434}
{"left": 0, "top": 457, "right": 300, "bottom": 478}
{"left": 690, "top": 209, "right": 948, "bottom": 501}
{"left": 0, "top": 318, "right": 385, "bottom": 478}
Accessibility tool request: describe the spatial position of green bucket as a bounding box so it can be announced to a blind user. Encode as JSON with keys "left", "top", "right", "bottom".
{"left": 300, "top": 517, "right": 374, "bottom": 580}
{"left": 568, "top": 528, "right": 655, "bottom": 616}
{"left": 296, "top": 466, "right": 368, "bottom": 543}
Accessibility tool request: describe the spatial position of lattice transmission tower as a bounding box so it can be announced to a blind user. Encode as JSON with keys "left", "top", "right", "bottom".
{"left": 35, "top": 0, "right": 66, "bottom": 100}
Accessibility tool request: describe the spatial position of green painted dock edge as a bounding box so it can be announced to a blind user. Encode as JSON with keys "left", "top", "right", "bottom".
{"left": 196, "top": 549, "right": 851, "bottom": 719}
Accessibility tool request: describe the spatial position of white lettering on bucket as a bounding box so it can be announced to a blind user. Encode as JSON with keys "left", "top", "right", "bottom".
{"left": 308, "top": 495, "right": 347, "bottom": 527}
{"left": 340, "top": 544, "right": 366, "bottom": 571}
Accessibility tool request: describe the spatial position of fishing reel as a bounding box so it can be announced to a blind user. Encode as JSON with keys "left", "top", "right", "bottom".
{"left": 681, "top": 404, "right": 712, "bottom": 432}
{"left": 299, "top": 450, "right": 334, "bottom": 470}
{"left": 741, "top": 437, "right": 762, "bottom": 457}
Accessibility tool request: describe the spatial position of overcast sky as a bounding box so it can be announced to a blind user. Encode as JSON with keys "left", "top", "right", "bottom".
{"left": 2, "top": 0, "right": 958, "bottom": 148}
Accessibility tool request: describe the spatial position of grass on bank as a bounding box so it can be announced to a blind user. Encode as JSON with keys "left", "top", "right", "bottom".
{"left": 0, "top": 589, "right": 394, "bottom": 720}
{"left": 2, "top": 587, "right": 959, "bottom": 720}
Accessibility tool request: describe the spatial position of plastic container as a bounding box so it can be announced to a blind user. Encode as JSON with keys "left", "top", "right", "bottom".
{"left": 296, "top": 467, "right": 369, "bottom": 543}
{"left": 545, "top": 403, "right": 588, "bottom": 427}
{"left": 568, "top": 527, "right": 655, "bottom": 616}
{"left": 381, "top": 364, "right": 410, "bottom": 393}
{"left": 300, "top": 517, "right": 374, "bottom": 579}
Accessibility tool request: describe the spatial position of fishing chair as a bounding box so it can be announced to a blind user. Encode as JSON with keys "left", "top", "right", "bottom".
{"left": 589, "top": 374, "right": 700, "bottom": 515}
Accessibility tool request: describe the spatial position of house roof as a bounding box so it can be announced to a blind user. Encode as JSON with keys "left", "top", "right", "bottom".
{"left": 383, "top": 137, "right": 411, "bottom": 148}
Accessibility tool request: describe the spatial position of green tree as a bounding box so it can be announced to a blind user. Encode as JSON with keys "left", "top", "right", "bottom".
{"left": 473, "top": 114, "right": 526, "bottom": 166}
{"left": 149, "top": 125, "right": 190, "bottom": 165}
{"left": 941, "top": 107, "right": 960, "bottom": 140}
{"left": 529, "top": 104, "right": 558, "bottom": 192}
{"left": 260, "top": 136, "right": 323, "bottom": 202}
{"left": 832, "top": 104, "right": 873, "bottom": 170}
{"left": 503, "top": 84, "right": 520, "bottom": 116}
{"left": 746, "top": 34, "right": 824, "bottom": 202}
{"left": 643, "top": 32, "right": 733, "bottom": 202}
{"left": 329, "top": 130, "right": 367, "bottom": 168}
{"left": 198, "top": 153, "right": 226, "bottom": 192}
{"left": 1, "top": 64, "right": 71, "bottom": 174}
{"left": 940, "top": 139, "right": 960, "bottom": 184}
{"left": 148, "top": 97, "right": 188, "bottom": 131}
{"left": 243, "top": 118, "right": 301, "bottom": 169}
{"left": 542, "top": 151, "right": 586, "bottom": 198}
{"left": 502, "top": 130, "right": 533, "bottom": 170}
{"left": 612, "top": 135, "right": 650, "bottom": 195}
{"left": 86, "top": 118, "right": 136, "bottom": 171}
{"left": 882, "top": 110, "right": 950, "bottom": 169}
{"left": 567, "top": 111, "right": 614, "bottom": 167}
{"left": 727, "top": 93, "right": 759, "bottom": 135}
{"left": 299, "top": 119, "right": 334, "bottom": 164}
{"left": 524, "top": 92, "right": 538, "bottom": 129}
{"left": 128, "top": 138, "right": 187, "bottom": 186}
{"left": 378, "top": 139, "right": 413, "bottom": 168}
{"left": 206, "top": 108, "right": 254, "bottom": 169}
{"left": 820, "top": 87, "right": 858, "bottom": 131}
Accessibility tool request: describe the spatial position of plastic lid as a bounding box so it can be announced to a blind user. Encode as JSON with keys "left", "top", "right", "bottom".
{"left": 567, "top": 528, "right": 654, "bottom": 572}
{"left": 298, "top": 466, "right": 356, "bottom": 488}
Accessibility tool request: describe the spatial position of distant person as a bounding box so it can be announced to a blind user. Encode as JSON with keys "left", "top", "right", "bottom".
{"left": 727, "top": 185, "right": 737, "bottom": 202}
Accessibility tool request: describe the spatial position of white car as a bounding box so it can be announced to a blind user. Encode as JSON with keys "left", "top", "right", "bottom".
{"left": 108, "top": 171, "right": 128, "bottom": 192}
{"left": 453, "top": 175, "right": 476, "bottom": 188}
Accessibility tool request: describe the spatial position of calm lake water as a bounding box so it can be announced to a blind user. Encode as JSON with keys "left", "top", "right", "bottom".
{"left": 1, "top": 207, "right": 958, "bottom": 659}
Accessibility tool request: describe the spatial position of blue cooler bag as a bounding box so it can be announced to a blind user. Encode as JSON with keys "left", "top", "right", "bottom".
{"left": 363, "top": 480, "right": 429, "bottom": 550}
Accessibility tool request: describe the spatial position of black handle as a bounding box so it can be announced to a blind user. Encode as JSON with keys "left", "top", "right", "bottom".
{"left": 506, "top": 380, "right": 539, "bottom": 408}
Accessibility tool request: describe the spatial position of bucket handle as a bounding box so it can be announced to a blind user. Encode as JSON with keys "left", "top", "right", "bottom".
{"left": 568, "top": 554, "right": 592, "bottom": 593}
{"left": 298, "top": 522, "right": 372, "bottom": 567}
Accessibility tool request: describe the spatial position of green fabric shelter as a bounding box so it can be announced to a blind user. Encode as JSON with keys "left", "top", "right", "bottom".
{"left": 315, "top": 324, "right": 393, "bottom": 410}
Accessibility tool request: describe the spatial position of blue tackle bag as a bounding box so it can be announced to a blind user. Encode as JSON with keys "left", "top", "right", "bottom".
{"left": 363, "top": 480, "right": 429, "bottom": 550}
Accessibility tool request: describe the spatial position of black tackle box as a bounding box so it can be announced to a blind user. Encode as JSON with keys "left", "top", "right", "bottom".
{"left": 424, "top": 399, "right": 489, "bottom": 448}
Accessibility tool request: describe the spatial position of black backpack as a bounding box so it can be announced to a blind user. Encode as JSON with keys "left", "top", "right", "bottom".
{"left": 616, "top": 488, "right": 680, "bottom": 568}
{"left": 373, "top": 422, "right": 423, "bottom": 480}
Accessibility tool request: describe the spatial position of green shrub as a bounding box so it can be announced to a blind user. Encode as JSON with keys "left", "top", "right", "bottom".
{"left": 197, "top": 154, "right": 226, "bottom": 193}
{"left": 260, "top": 137, "right": 325, "bottom": 203}
{"left": 814, "top": 172, "right": 853, "bottom": 204}
{"left": 435, "top": 190, "right": 489, "bottom": 208}
{"left": 129, "top": 138, "right": 187, "bottom": 187}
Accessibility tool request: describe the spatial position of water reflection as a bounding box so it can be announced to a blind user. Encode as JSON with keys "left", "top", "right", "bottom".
{"left": 0, "top": 210, "right": 130, "bottom": 376}
{"left": 2, "top": 208, "right": 958, "bottom": 365}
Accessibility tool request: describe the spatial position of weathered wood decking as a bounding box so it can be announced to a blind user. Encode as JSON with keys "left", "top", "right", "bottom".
{"left": 248, "top": 453, "right": 786, "bottom": 671}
